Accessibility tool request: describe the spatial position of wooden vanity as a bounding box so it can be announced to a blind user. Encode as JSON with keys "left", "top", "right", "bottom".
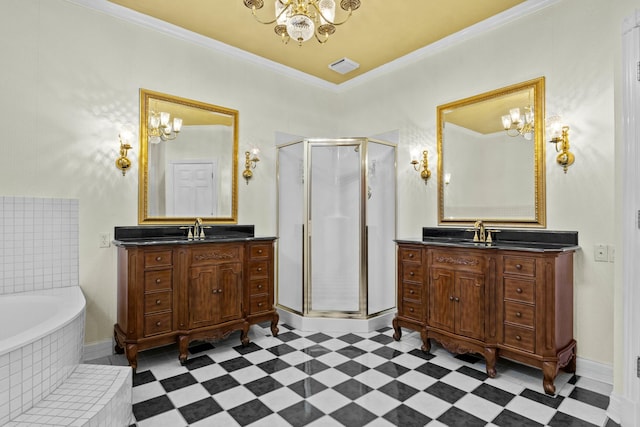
{"left": 113, "top": 227, "right": 278, "bottom": 370}
{"left": 393, "top": 230, "right": 578, "bottom": 395}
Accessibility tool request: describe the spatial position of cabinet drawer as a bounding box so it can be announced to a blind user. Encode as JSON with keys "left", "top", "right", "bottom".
{"left": 401, "top": 300, "right": 423, "bottom": 321}
{"left": 504, "top": 301, "right": 535, "bottom": 328}
{"left": 402, "top": 282, "right": 423, "bottom": 302}
{"left": 190, "top": 244, "right": 242, "bottom": 266}
{"left": 249, "top": 279, "right": 269, "bottom": 296}
{"left": 503, "top": 256, "right": 536, "bottom": 277}
{"left": 399, "top": 247, "right": 422, "bottom": 263}
{"left": 402, "top": 262, "right": 423, "bottom": 282}
{"left": 504, "top": 277, "right": 535, "bottom": 303}
{"left": 144, "top": 291, "right": 172, "bottom": 314}
{"left": 503, "top": 324, "right": 535, "bottom": 353}
{"left": 249, "top": 294, "right": 271, "bottom": 314}
{"left": 431, "top": 250, "right": 483, "bottom": 273}
{"left": 248, "top": 261, "right": 269, "bottom": 279}
{"left": 144, "top": 269, "right": 173, "bottom": 292}
{"left": 248, "top": 244, "right": 271, "bottom": 259}
{"left": 144, "top": 312, "right": 172, "bottom": 337}
{"left": 144, "top": 250, "right": 173, "bottom": 268}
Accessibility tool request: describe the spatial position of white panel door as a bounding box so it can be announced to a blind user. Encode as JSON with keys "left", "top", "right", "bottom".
{"left": 166, "top": 161, "right": 217, "bottom": 217}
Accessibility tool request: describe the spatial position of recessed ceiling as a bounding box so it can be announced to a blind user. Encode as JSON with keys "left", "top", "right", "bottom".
{"left": 104, "top": 0, "right": 541, "bottom": 85}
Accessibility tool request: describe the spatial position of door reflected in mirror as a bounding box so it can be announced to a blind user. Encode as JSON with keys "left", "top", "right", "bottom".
{"left": 437, "top": 77, "right": 546, "bottom": 227}
{"left": 139, "top": 89, "right": 238, "bottom": 224}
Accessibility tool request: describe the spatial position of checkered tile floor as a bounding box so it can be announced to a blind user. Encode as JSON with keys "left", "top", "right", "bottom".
{"left": 90, "top": 323, "right": 618, "bottom": 427}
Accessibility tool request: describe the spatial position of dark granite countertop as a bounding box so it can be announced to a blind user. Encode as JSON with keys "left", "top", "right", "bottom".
{"left": 112, "top": 225, "right": 276, "bottom": 247}
{"left": 396, "top": 227, "right": 579, "bottom": 253}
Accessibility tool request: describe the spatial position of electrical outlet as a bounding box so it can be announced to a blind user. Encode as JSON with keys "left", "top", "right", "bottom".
{"left": 99, "top": 232, "right": 110, "bottom": 248}
{"left": 594, "top": 244, "right": 608, "bottom": 262}
{"left": 608, "top": 244, "right": 615, "bottom": 262}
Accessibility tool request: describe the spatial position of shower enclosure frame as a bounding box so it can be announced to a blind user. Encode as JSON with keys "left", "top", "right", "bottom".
{"left": 276, "top": 137, "right": 397, "bottom": 321}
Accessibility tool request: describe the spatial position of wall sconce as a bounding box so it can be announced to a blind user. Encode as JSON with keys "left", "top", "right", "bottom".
{"left": 548, "top": 117, "right": 575, "bottom": 173}
{"left": 242, "top": 148, "right": 260, "bottom": 184}
{"left": 411, "top": 150, "right": 431, "bottom": 182}
{"left": 115, "top": 126, "right": 134, "bottom": 176}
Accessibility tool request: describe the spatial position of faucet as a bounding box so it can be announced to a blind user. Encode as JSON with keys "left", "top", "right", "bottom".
{"left": 474, "top": 220, "right": 486, "bottom": 242}
{"left": 193, "top": 217, "right": 203, "bottom": 239}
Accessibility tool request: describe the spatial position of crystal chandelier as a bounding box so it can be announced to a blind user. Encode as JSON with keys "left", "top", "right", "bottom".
{"left": 501, "top": 106, "right": 534, "bottom": 140}
{"left": 243, "top": 0, "right": 361, "bottom": 45}
{"left": 148, "top": 110, "right": 183, "bottom": 144}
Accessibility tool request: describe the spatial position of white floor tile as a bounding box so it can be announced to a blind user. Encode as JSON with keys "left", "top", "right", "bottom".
{"left": 454, "top": 393, "right": 504, "bottom": 422}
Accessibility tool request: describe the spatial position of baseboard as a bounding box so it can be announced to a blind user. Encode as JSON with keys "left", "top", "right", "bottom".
{"left": 576, "top": 356, "right": 613, "bottom": 385}
{"left": 83, "top": 339, "right": 114, "bottom": 362}
{"left": 277, "top": 309, "right": 396, "bottom": 333}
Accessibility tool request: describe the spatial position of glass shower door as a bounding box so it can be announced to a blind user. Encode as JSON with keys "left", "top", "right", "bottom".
{"left": 309, "top": 143, "right": 362, "bottom": 314}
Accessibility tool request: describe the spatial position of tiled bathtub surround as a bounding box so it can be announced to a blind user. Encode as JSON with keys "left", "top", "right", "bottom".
{"left": 0, "top": 197, "right": 79, "bottom": 295}
{"left": 0, "top": 287, "right": 86, "bottom": 425}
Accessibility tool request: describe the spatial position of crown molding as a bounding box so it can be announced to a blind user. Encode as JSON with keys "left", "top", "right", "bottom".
{"left": 64, "top": 0, "right": 560, "bottom": 93}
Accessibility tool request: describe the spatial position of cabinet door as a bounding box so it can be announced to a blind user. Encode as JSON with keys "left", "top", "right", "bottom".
{"left": 456, "top": 272, "right": 485, "bottom": 341}
{"left": 428, "top": 268, "right": 455, "bottom": 332}
{"left": 188, "top": 265, "right": 218, "bottom": 329}
{"left": 217, "top": 262, "right": 243, "bottom": 323}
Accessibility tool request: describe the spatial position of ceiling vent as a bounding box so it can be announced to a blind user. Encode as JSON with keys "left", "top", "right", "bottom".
{"left": 328, "top": 57, "right": 360, "bottom": 74}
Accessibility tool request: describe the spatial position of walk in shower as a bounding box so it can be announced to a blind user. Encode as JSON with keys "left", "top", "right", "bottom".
{"left": 277, "top": 138, "right": 396, "bottom": 330}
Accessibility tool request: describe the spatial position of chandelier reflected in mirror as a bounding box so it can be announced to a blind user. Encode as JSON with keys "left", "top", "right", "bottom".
{"left": 243, "top": 0, "right": 361, "bottom": 45}
{"left": 148, "top": 110, "right": 183, "bottom": 144}
{"left": 501, "top": 106, "right": 534, "bottom": 140}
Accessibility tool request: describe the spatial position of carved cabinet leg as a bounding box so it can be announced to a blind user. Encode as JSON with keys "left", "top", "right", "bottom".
{"left": 178, "top": 335, "right": 189, "bottom": 365}
{"left": 240, "top": 322, "right": 250, "bottom": 347}
{"left": 392, "top": 317, "right": 402, "bottom": 341}
{"left": 542, "top": 361, "right": 558, "bottom": 395}
{"left": 270, "top": 312, "right": 280, "bottom": 337}
{"left": 421, "top": 328, "right": 431, "bottom": 353}
{"left": 113, "top": 330, "right": 124, "bottom": 354}
{"left": 125, "top": 344, "right": 138, "bottom": 372}
{"left": 484, "top": 347, "right": 497, "bottom": 378}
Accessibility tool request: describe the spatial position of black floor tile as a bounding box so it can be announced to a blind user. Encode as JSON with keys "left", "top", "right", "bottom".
{"left": 278, "top": 401, "right": 325, "bottom": 427}
{"left": 306, "top": 332, "right": 333, "bottom": 343}
{"left": 492, "top": 409, "right": 544, "bottom": 427}
{"left": 383, "top": 404, "right": 431, "bottom": 427}
{"left": 455, "top": 352, "right": 482, "bottom": 364}
{"left": 336, "top": 345, "right": 368, "bottom": 359}
{"left": 414, "top": 361, "right": 451, "bottom": 379}
{"left": 378, "top": 380, "right": 419, "bottom": 401}
{"left": 219, "top": 356, "right": 253, "bottom": 372}
{"left": 372, "top": 346, "right": 403, "bottom": 360}
{"left": 276, "top": 331, "right": 302, "bottom": 342}
{"left": 201, "top": 373, "right": 240, "bottom": 395}
{"left": 330, "top": 402, "right": 377, "bottom": 427}
{"left": 569, "top": 386, "right": 610, "bottom": 410}
{"left": 407, "top": 348, "right": 435, "bottom": 361}
{"left": 188, "top": 342, "right": 215, "bottom": 354}
{"left": 232, "top": 342, "right": 263, "bottom": 355}
{"left": 160, "top": 372, "right": 197, "bottom": 393}
{"left": 132, "top": 370, "right": 156, "bottom": 387}
{"left": 337, "top": 333, "right": 365, "bottom": 344}
{"left": 178, "top": 397, "right": 222, "bottom": 424}
{"left": 301, "top": 344, "right": 332, "bottom": 357}
{"left": 295, "top": 358, "right": 330, "bottom": 375}
{"left": 289, "top": 377, "right": 328, "bottom": 398}
{"left": 438, "top": 406, "right": 487, "bottom": 427}
{"left": 183, "top": 354, "right": 214, "bottom": 371}
{"left": 374, "top": 361, "right": 410, "bottom": 378}
{"left": 257, "top": 358, "right": 291, "bottom": 374}
{"left": 227, "top": 399, "right": 273, "bottom": 426}
{"left": 333, "top": 379, "right": 373, "bottom": 400}
{"left": 548, "top": 411, "right": 599, "bottom": 427}
{"left": 132, "top": 395, "right": 175, "bottom": 421}
{"left": 472, "top": 383, "right": 516, "bottom": 406}
{"left": 267, "top": 343, "right": 296, "bottom": 356}
{"left": 425, "top": 381, "right": 467, "bottom": 404}
{"left": 335, "top": 360, "right": 369, "bottom": 377}
{"left": 370, "top": 333, "right": 394, "bottom": 345}
{"left": 457, "top": 365, "right": 489, "bottom": 381}
{"left": 244, "top": 376, "right": 283, "bottom": 396}
{"left": 520, "top": 388, "right": 564, "bottom": 409}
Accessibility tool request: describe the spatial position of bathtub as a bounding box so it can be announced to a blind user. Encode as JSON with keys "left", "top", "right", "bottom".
{"left": 0, "top": 286, "right": 86, "bottom": 424}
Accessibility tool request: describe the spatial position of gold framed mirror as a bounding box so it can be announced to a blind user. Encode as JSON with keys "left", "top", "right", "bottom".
{"left": 138, "top": 89, "right": 238, "bottom": 224}
{"left": 437, "top": 77, "right": 546, "bottom": 227}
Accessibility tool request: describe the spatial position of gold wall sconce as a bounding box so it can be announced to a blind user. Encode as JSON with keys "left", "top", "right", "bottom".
{"left": 242, "top": 149, "right": 260, "bottom": 184}
{"left": 411, "top": 150, "right": 431, "bottom": 182}
{"left": 548, "top": 118, "right": 574, "bottom": 173}
{"left": 115, "top": 126, "right": 134, "bottom": 176}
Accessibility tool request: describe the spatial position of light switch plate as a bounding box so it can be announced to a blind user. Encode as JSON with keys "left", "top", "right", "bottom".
{"left": 99, "top": 232, "right": 110, "bottom": 248}
{"left": 594, "top": 244, "right": 608, "bottom": 262}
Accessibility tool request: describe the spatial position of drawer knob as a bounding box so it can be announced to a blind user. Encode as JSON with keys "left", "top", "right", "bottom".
{"left": 516, "top": 288, "right": 523, "bottom": 294}
{"left": 409, "top": 308, "right": 414, "bottom": 312}
{"left": 156, "top": 321, "right": 161, "bottom": 327}
{"left": 409, "top": 290, "right": 415, "bottom": 294}
{"left": 515, "top": 335, "right": 522, "bottom": 341}
{"left": 257, "top": 267, "right": 262, "bottom": 272}
{"left": 449, "top": 296, "right": 454, "bottom": 301}
{"left": 454, "top": 297, "right": 460, "bottom": 302}
{"left": 516, "top": 312, "right": 522, "bottom": 317}
{"left": 258, "top": 284, "right": 263, "bottom": 289}
{"left": 156, "top": 256, "right": 162, "bottom": 261}
{"left": 156, "top": 279, "right": 161, "bottom": 284}
{"left": 258, "top": 249, "right": 263, "bottom": 254}
{"left": 516, "top": 264, "right": 522, "bottom": 269}
{"left": 408, "top": 253, "right": 414, "bottom": 258}
{"left": 409, "top": 271, "right": 415, "bottom": 276}
{"left": 156, "top": 299, "right": 161, "bottom": 305}
{"left": 258, "top": 303, "right": 263, "bottom": 307}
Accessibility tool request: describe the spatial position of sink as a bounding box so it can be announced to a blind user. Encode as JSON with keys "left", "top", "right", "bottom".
{"left": 113, "top": 225, "right": 256, "bottom": 245}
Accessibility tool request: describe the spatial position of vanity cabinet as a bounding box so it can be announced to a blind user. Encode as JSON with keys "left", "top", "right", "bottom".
{"left": 114, "top": 239, "right": 278, "bottom": 370}
{"left": 393, "top": 242, "right": 576, "bottom": 394}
